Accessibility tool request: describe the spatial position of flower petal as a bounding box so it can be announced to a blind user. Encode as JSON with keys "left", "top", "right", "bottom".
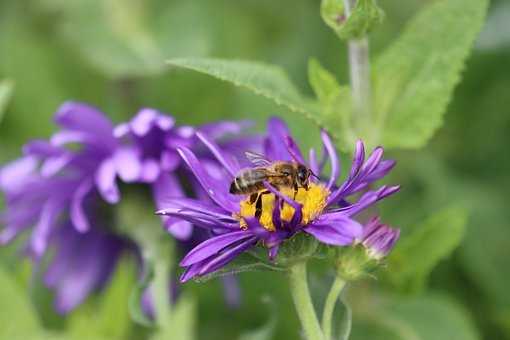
{"left": 31, "top": 199, "right": 64, "bottom": 257}
{"left": 113, "top": 146, "right": 142, "bottom": 182}
{"left": 95, "top": 158, "right": 120, "bottom": 204}
{"left": 70, "top": 179, "right": 93, "bottom": 233}
{"left": 321, "top": 130, "right": 339, "bottom": 189}
{"left": 0, "top": 156, "right": 38, "bottom": 193}
{"left": 264, "top": 117, "right": 293, "bottom": 161}
{"left": 196, "top": 131, "right": 240, "bottom": 177}
{"left": 140, "top": 158, "right": 161, "bottom": 183}
{"left": 305, "top": 223, "right": 356, "bottom": 246}
{"left": 130, "top": 108, "right": 158, "bottom": 136}
{"left": 177, "top": 147, "right": 238, "bottom": 212}
{"left": 180, "top": 230, "right": 252, "bottom": 266}
{"left": 55, "top": 102, "right": 114, "bottom": 136}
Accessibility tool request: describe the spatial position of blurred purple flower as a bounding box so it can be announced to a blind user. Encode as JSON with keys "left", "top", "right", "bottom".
{"left": 0, "top": 101, "right": 252, "bottom": 312}
{"left": 156, "top": 117, "right": 400, "bottom": 282}
{"left": 359, "top": 216, "right": 400, "bottom": 260}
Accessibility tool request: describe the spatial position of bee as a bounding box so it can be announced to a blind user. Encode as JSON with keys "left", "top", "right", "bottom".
{"left": 229, "top": 151, "right": 318, "bottom": 219}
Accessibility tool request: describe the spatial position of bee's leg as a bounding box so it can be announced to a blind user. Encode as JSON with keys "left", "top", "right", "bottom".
{"left": 249, "top": 193, "right": 258, "bottom": 205}
{"left": 255, "top": 191, "right": 270, "bottom": 219}
{"left": 293, "top": 183, "right": 298, "bottom": 199}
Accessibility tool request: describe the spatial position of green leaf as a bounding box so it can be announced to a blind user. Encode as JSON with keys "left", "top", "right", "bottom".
{"left": 373, "top": 0, "right": 489, "bottom": 148}
{"left": 167, "top": 57, "right": 358, "bottom": 151}
{"left": 384, "top": 206, "right": 468, "bottom": 291}
{"left": 0, "top": 79, "right": 13, "bottom": 124}
{"left": 0, "top": 267, "right": 41, "bottom": 338}
{"left": 167, "top": 57, "right": 323, "bottom": 124}
{"left": 308, "top": 58, "right": 354, "bottom": 150}
{"left": 352, "top": 294, "right": 480, "bottom": 340}
{"left": 321, "top": 0, "right": 384, "bottom": 40}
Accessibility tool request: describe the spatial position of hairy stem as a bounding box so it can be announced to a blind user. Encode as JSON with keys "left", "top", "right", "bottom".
{"left": 322, "top": 276, "right": 347, "bottom": 340}
{"left": 343, "top": 0, "right": 372, "bottom": 134}
{"left": 288, "top": 261, "right": 325, "bottom": 340}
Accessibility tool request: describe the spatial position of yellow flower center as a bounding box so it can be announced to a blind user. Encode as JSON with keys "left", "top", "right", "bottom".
{"left": 236, "top": 183, "right": 330, "bottom": 231}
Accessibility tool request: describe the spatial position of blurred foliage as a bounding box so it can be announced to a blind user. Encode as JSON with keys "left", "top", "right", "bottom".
{"left": 0, "top": 0, "right": 508, "bottom": 339}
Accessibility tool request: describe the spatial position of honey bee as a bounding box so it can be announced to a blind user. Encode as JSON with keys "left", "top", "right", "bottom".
{"left": 229, "top": 151, "right": 318, "bottom": 219}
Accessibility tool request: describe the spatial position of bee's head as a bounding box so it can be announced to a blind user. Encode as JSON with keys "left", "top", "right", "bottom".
{"left": 296, "top": 164, "right": 310, "bottom": 189}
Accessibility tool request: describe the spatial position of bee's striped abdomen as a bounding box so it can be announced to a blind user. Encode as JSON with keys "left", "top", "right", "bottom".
{"left": 229, "top": 169, "right": 267, "bottom": 195}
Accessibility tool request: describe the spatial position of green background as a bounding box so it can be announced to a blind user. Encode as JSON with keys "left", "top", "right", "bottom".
{"left": 1, "top": 0, "right": 509, "bottom": 339}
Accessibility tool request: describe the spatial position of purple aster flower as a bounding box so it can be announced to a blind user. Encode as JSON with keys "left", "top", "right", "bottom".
{"left": 359, "top": 216, "right": 400, "bottom": 260}
{"left": 0, "top": 101, "right": 252, "bottom": 312}
{"left": 156, "top": 117, "right": 400, "bottom": 282}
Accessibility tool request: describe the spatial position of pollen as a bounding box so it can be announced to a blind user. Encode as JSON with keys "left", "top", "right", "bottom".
{"left": 237, "top": 183, "right": 330, "bottom": 231}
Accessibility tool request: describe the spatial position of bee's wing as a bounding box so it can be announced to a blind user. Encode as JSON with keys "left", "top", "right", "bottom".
{"left": 245, "top": 151, "right": 271, "bottom": 167}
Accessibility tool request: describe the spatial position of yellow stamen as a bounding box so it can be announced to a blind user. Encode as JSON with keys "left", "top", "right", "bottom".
{"left": 236, "top": 183, "right": 330, "bottom": 231}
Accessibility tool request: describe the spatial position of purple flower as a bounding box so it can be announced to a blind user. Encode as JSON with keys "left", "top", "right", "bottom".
{"left": 359, "top": 216, "right": 400, "bottom": 260}
{"left": 0, "top": 101, "right": 251, "bottom": 312}
{"left": 156, "top": 117, "right": 399, "bottom": 282}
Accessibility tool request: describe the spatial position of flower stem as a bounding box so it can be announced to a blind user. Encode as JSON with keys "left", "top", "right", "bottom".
{"left": 288, "top": 261, "right": 324, "bottom": 340}
{"left": 343, "top": 0, "right": 372, "bottom": 136}
{"left": 153, "top": 247, "right": 172, "bottom": 328}
{"left": 321, "top": 276, "right": 347, "bottom": 340}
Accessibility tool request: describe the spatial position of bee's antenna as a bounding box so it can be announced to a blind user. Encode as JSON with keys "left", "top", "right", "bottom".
{"left": 310, "top": 170, "right": 320, "bottom": 180}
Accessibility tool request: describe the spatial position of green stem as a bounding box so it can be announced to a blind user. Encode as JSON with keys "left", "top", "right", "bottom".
{"left": 343, "top": 0, "right": 373, "bottom": 138}
{"left": 321, "top": 276, "right": 347, "bottom": 340}
{"left": 140, "top": 237, "right": 174, "bottom": 328}
{"left": 153, "top": 252, "right": 172, "bottom": 328}
{"left": 288, "top": 261, "right": 324, "bottom": 340}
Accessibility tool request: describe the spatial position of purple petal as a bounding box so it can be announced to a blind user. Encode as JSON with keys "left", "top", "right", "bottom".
{"left": 70, "top": 179, "right": 93, "bottom": 232}
{"left": 50, "top": 130, "right": 91, "bottom": 146}
{"left": 359, "top": 147, "right": 383, "bottom": 178}
{"left": 264, "top": 117, "right": 293, "bottom": 161}
{"left": 285, "top": 135, "right": 305, "bottom": 164}
{"left": 177, "top": 147, "right": 238, "bottom": 212}
{"left": 196, "top": 131, "right": 240, "bottom": 177}
{"left": 166, "top": 220, "right": 193, "bottom": 240}
{"left": 0, "top": 156, "right": 38, "bottom": 193}
{"left": 180, "top": 231, "right": 252, "bottom": 266}
{"left": 198, "top": 120, "right": 252, "bottom": 139}
{"left": 130, "top": 108, "right": 158, "bottom": 136}
{"left": 364, "top": 160, "right": 396, "bottom": 182}
{"left": 350, "top": 140, "right": 365, "bottom": 179}
{"left": 321, "top": 130, "right": 339, "bottom": 190}
{"left": 308, "top": 148, "right": 320, "bottom": 178}
{"left": 31, "top": 199, "right": 64, "bottom": 256}
{"left": 305, "top": 223, "right": 356, "bottom": 246}
{"left": 113, "top": 122, "right": 130, "bottom": 138}
{"left": 315, "top": 214, "right": 363, "bottom": 239}
{"left": 155, "top": 114, "right": 175, "bottom": 131}
{"left": 113, "top": 146, "right": 142, "bottom": 182}
{"left": 41, "top": 154, "right": 73, "bottom": 177}
{"left": 95, "top": 158, "right": 120, "bottom": 204}
{"left": 140, "top": 159, "right": 161, "bottom": 183}
{"left": 180, "top": 237, "right": 257, "bottom": 282}
{"left": 197, "top": 237, "right": 257, "bottom": 276}
{"left": 54, "top": 102, "right": 115, "bottom": 148}
{"left": 160, "top": 151, "right": 180, "bottom": 171}
{"left": 55, "top": 102, "right": 113, "bottom": 133}
{"left": 23, "top": 140, "right": 63, "bottom": 157}
{"left": 152, "top": 173, "right": 192, "bottom": 239}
